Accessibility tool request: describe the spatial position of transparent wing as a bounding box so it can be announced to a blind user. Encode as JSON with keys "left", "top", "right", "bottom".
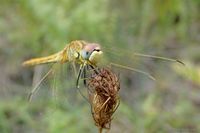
{"left": 100, "top": 45, "right": 184, "bottom": 80}
{"left": 27, "top": 64, "right": 54, "bottom": 102}
{"left": 27, "top": 62, "right": 89, "bottom": 110}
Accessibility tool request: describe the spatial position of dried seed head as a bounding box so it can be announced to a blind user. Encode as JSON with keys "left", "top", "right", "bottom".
{"left": 87, "top": 68, "right": 120, "bottom": 132}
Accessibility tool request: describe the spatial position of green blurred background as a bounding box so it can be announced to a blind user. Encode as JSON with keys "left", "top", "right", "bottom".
{"left": 0, "top": 0, "right": 200, "bottom": 133}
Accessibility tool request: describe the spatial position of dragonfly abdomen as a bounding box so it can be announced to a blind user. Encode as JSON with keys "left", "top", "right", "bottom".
{"left": 22, "top": 53, "right": 63, "bottom": 66}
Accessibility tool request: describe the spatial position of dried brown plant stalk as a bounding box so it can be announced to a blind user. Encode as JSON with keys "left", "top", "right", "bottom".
{"left": 87, "top": 68, "right": 120, "bottom": 133}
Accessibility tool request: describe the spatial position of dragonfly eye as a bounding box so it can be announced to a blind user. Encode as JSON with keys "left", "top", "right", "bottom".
{"left": 81, "top": 50, "right": 91, "bottom": 60}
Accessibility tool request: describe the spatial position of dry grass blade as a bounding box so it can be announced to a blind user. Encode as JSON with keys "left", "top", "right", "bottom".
{"left": 87, "top": 68, "right": 120, "bottom": 133}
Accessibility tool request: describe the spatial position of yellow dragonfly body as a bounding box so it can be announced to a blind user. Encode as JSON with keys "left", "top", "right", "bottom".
{"left": 23, "top": 40, "right": 102, "bottom": 67}
{"left": 23, "top": 40, "right": 103, "bottom": 101}
{"left": 23, "top": 40, "right": 183, "bottom": 101}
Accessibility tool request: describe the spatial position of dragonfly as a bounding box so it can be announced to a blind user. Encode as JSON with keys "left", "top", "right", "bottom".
{"left": 22, "top": 40, "right": 184, "bottom": 101}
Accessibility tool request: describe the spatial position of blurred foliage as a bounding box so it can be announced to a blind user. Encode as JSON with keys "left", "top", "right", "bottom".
{"left": 0, "top": 0, "right": 200, "bottom": 133}
{"left": 173, "top": 61, "right": 200, "bottom": 86}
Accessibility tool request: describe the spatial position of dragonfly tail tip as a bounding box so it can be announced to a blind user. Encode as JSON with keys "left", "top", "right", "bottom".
{"left": 176, "top": 60, "right": 185, "bottom": 66}
{"left": 150, "top": 76, "right": 156, "bottom": 81}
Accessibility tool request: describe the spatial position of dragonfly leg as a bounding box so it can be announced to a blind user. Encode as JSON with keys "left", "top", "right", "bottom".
{"left": 76, "top": 64, "right": 84, "bottom": 89}
{"left": 76, "top": 63, "right": 90, "bottom": 103}
{"left": 89, "top": 65, "right": 99, "bottom": 74}
{"left": 83, "top": 66, "right": 87, "bottom": 86}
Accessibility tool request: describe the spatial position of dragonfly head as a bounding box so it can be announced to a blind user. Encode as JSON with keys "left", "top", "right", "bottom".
{"left": 81, "top": 43, "right": 103, "bottom": 65}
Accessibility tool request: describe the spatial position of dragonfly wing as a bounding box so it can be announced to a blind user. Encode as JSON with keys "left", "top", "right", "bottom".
{"left": 101, "top": 46, "right": 154, "bottom": 80}
{"left": 28, "top": 64, "right": 54, "bottom": 101}
{"left": 27, "top": 62, "right": 77, "bottom": 103}
{"left": 50, "top": 62, "right": 90, "bottom": 106}
{"left": 101, "top": 45, "right": 184, "bottom": 80}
